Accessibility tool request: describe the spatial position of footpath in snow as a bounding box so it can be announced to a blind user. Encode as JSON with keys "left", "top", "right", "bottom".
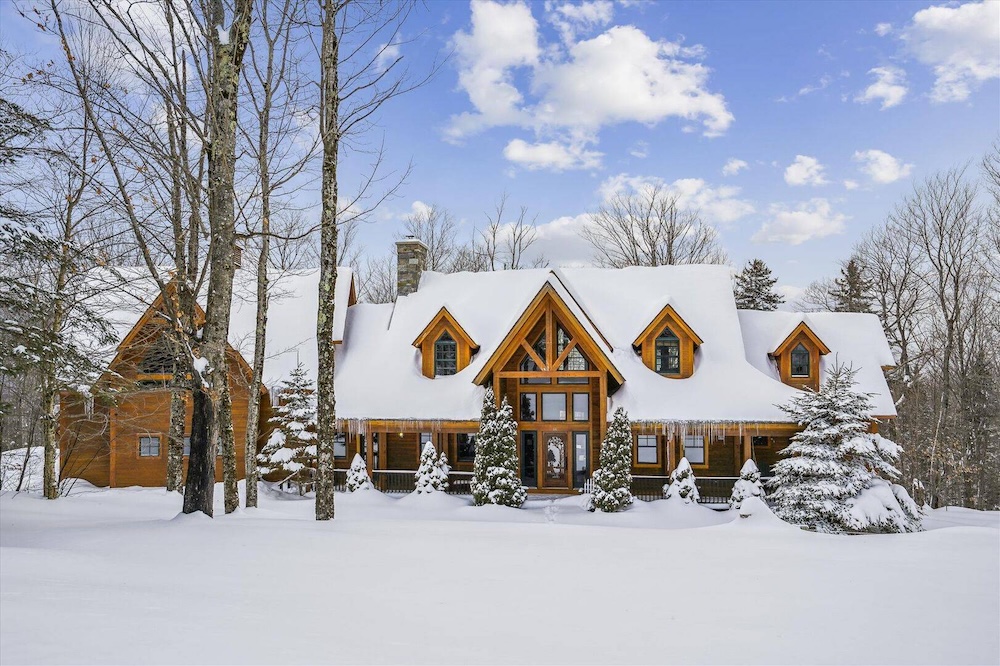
{"left": 1, "top": 480, "right": 997, "bottom": 665}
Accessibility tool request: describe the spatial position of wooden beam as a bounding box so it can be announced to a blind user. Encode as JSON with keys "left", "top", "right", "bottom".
{"left": 497, "top": 370, "right": 602, "bottom": 379}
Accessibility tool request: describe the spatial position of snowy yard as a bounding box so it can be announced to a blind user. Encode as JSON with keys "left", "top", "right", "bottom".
{"left": 1, "top": 483, "right": 998, "bottom": 665}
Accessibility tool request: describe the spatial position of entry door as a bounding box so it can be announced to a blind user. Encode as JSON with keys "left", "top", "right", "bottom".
{"left": 541, "top": 431, "right": 569, "bottom": 489}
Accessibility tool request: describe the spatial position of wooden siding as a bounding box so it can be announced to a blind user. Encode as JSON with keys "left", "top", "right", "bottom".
{"left": 775, "top": 330, "right": 822, "bottom": 392}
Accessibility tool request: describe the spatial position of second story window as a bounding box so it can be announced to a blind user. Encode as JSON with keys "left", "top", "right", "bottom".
{"left": 434, "top": 332, "right": 457, "bottom": 376}
{"left": 654, "top": 328, "right": 681, "bottom": 375}
{"left": 790, "top": 343, "right": 810, "bottom": 377}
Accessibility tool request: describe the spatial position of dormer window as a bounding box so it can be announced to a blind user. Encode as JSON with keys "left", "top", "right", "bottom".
{"left": 632, "top": 304, "right": 703, "bottom": 380}
{"left": 413, "top": 307, "right": 478, "bottom": 379}
{"left": 790, "top": 343, "right": 810, "bottom": 377}
{"left": 654, "top": 328, "right": 680, "bottom": 375}
{"left": 434, "top": 332, "right": 457, "bottom": 376}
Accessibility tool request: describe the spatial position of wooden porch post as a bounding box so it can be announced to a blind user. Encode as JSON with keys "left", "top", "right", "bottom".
{"left": 742, "top": 434, "right": 752, "bottom": 466}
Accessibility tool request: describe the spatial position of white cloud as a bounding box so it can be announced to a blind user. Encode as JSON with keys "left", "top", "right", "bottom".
{"left": 875, "top": 22, "right": 893, "bottom": 37}
{"left": 797, "top": 74, "right": 833, "bottom": 96}
{"left": 784, "top": 155, "right": 829, "bottom": 186}
{"left": 545, "top": 0, "right": 614, "bottom": 44}
{"left": 843, "top": 179, "right": 860, "bottom": 190}
{"left": 447, "top": 1, "right": 733, "bottom": 170}
{"left": 853, "top": 149, "right": 914, "bottom": 184}
{"left": 752, "top": 199, "right": 848, "bottom": 245}
{"left": 629, "top": 141, "right": 649, "bottom": 158}
{"left": 532, "top": 213, "right": 595, "bottom": 266}
{"left": 722, "top": 158, "right": 748, "bottom": 176}
{"left": 855, "top": 66, "right": 908, "bottom": 109}
{"left": 503, "top": 138, "right": 603, "bottom": 171}
{"left": 901, "top": 1, "right": 1000, "bottom": 102}
{"left": 375, "top": 41, "right": 402, "bottom": 71}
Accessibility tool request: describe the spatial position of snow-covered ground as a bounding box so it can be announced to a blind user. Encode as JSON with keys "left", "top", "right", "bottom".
{"left": 1, "top": 480, "right": 997, "bottom": 666}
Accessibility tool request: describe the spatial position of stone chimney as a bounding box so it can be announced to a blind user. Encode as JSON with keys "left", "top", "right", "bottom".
{"left": 396, "top": 236, "right": 427, "bottom": 298}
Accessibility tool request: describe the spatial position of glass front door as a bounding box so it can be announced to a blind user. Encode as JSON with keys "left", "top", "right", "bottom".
{"left": 521, "top": 431, "right": 537, "bottom": 487}
{"left": 542, "top": 432, "right": 569, "bottom": 488}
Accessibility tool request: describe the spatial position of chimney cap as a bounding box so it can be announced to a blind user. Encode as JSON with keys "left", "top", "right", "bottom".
{"left": 396, "top": 236, "right": 428, "bottom": 250}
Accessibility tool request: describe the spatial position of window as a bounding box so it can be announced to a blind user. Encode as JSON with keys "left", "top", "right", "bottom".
{"left": 418, "top": 432, "right": 433, "bottom": 456}
{"left": 434, "top": 332, "right": 457, "bottom": 376}
{"left": 334, "top": 433, "right": 347, "bottom": 459}
{"left": 520, "top": 393, "right": 537, "bottom": 421}
{"left": 520, "top": 333, "right": 550, "bottom": 384}
{"left": 573, "top": 432, "right": 589, "bottom": 489}
{"left": 790, "top": 343, "right": 810, "bottom": 377}
{"left": 139, "top": 436, "right": 160, "bottom": 457}
{"left": 683, "top": 434, "right": 705, "bottom": 465}
{"left": 183, "top": 436, "right": 191, "bottom": 456}
{"left": 654, "top": 328, "right": 681, "bottom": 374}
{"left": 636, "top": 435, "right": 657, "bottom": 464}
{"left": 541, "top": 393, "right": 567, "bottom": 421}
{"left": 572, "top": 393, "right": 589, "bottom": 421}
{"left": 457, "top": 433, "right": 477, "bottom": 462}
{"left": 751, "top": 435, "right": 768, "bottom": 449}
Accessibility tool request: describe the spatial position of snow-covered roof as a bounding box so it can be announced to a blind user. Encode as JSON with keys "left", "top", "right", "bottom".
{"left": 89, "top": 266, "right": 355, "bottom": 387}
{"left": 334, "top": 265, "right": 898, "bottom": 423}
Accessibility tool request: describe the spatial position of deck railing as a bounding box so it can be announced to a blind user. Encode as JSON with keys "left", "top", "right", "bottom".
{"left": 631, "top": 475, "right": 754, "bottom": 505}
{"left": 367, "top": 469, "right": 475, "bottom": 495}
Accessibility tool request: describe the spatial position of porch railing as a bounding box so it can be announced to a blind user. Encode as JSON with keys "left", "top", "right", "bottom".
{"left": 631, "top": 475, "right": 749, "bottom": 505}
{"left": 367, "top": 469, "right": 475, "bottom": 495}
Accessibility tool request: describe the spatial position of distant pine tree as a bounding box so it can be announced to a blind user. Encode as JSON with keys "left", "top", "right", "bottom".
{"left": 588, "top": 408, "right": 633, "bottom": 512}
{"left": 257, "top": 363, "right": 316, "bottom": 489}
{"left": 830, "top": 257, "right": 873, "bottom": 313}
{"left": 471, "top": 388, "right": 526, "bottom": 507}
{"left": 768, "top": 363, "right": 921, "bottom": 533}
{"left": 734, "top": 258, "right": 784, "bottom": 310}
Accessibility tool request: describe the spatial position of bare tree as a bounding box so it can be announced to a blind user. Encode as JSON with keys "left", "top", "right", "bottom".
{"left": 357, "top": 249, "right": 396, "bottom": 303}
{"left": 476, "top": 193, "right": 545, "bottom": 271}
{"left": 402, "top": 203, "right": 457, "bottom": 271}
{"left": 582, "top": 184, "right": 727, "bottom": 267}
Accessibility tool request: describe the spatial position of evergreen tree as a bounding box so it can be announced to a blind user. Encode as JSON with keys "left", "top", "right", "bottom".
{"left": 588, "top": 408, "right": 634, "bottom": 512}
{"left": 830, "top": 257, "right": 873, "bottom": 313}
{"left": 733, "top": 258, "right": 784, "bottom": 311}
{"left": 414, "top": 442, "right": 449, "bottom": 493}
{"left": 346, "top": 453, "right": 373, "bottom": 492}
{"left": 730, "top": 459, "right": 765, "bottom": 508}
{"left": 257, "top": 363, "right": 316, "bottom": 489}
{"left": 438, "top": 450, "right": 451, "bottom": 477}
{"left": 768, "top": 363, "right": 921, "bottom": 533}
{"left": 664, "top": 457, "right": 700, "bottom": 503}
{"left": 471, "top": 388, "right": 526, "bottom": 507}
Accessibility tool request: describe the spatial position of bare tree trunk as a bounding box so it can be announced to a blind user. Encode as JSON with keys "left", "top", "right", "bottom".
{"left": 244, "top": 171, "right": 270, "bottom": 510}
{"left": 166, "top": 389, "right": 185, "bottom": 492}
{"left": 41, "top": 383, "right": 58, "bottom": 499}
{"left": 315, "top": 0, "right": 340, "bottom": 521}
{"left": 218, "top": 370, "right": 238, "bottom": 512}
{"left": 183, "top": 0, "right": 253, "bottom": 516}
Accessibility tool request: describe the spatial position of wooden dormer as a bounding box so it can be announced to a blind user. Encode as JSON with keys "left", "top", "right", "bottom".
{"left": 771, "top": 321, "right": 830, "bottom": 391}
{"left": 632, "top": 304, "right": 703, "bottom": 379}
{"left": 413, "top": 307, "right": 479, "bottom": 378}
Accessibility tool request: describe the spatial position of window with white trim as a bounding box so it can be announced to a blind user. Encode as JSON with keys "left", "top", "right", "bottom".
{"left": 139, "top": 436, "right": 161, "bottom": 457}
{"left": 636, "top": 435, "right": 657, "bottom": 464}
{"left": 683, "top": 434, "right": 705, "bottom": 465}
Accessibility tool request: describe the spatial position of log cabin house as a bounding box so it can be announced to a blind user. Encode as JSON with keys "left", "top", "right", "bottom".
{"left": 331, "top": 239, "right": 897, "bottom": 500}
{"left": 59, "top": 241, "right": 896, "bottom": 500}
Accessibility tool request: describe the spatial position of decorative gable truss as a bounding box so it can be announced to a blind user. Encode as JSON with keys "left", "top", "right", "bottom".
{"left": 632, "top": 304, "right": 703, "bottom": 379}
{"left": 413, "top": 307, "right": 479, "bottom": 378}
{"left": 770, "top": 321, "right": 830, "bottom": 392}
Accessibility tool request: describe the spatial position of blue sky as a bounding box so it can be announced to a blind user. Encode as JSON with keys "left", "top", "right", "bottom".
{"left": 358, "top": 0, "right": 999, "bottom": 298}
{"left": 2, "top": 0, "right": 997, "bottom": 299}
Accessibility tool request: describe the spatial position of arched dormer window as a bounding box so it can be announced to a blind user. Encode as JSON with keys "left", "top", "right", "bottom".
{"left": 434, "top": 332, "right": 457, "bottom": 377}
{"left": 654, "top": 328, "right": 680, "bottom": 375}
{"left": 790, "top": 343, "right": 810, "bottom": 377}
{"left": 632, "top": 304, "right": 702, "bottom": 379}
{"left": 413, "top": 307, "right": 479, "bottom": 379}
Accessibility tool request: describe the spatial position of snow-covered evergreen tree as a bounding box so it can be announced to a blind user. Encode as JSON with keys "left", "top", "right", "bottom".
{"left": 471, "top": 388, "right": 526, "bottom": 507}
{"left": 257, "top": 363, "right": 316, "bottom": 488}
{"left": 664, "top": 457, "right": 700, "bottom": 503}
{"left": 346, "top": 453, "right": 373, "bottom": 492}
{"left": 830, "top": 257, "right": 873, "bottom": 313}
{"left": 733, "top": 258, "right": 784, "bottom": 311}
{"left": 588, "top": 407, "right": 633, "bottom": 512}
{"left": 768, "top": 363, "right": 921, "bottom": 533}
{"left": 414, "top": 442, "right": 449, "bottom": 493}
{"left": 438, "top": 449, "right": 451, "bottom": 477}
{"left": 730, "top": 459, "right": 765, "bottom": 508}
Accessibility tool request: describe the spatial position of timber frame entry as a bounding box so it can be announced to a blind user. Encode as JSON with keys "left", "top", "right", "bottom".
{"left": 473, "top": 283, "right": 624, "bottom": 492}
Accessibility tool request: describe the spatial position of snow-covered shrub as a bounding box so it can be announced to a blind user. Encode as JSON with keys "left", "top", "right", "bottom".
{"left": 664, "top": 457, "right": 700, "bottom": 504}
{"left": 588, "top": 407, "right": 633, "bottom": 512}
{"left": 257, "top": 363, "right": 316, "bottom": 489}
{"left": 438, "top": 450, "right": 451, "bottom": 477}
{"left": 730, "top": 459, "right": 765, "bottom": 508}
{"left": 471, "top": 388, "right": 526, "bottom": 508}
{"left": 415, "top": 442, "right": 449, "bottom": 493}
{"left": 346, "top": 453, "right": 373, "bottom": 492}
{"left": 768, "top": 363, "right": 922, "bottom": 534}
